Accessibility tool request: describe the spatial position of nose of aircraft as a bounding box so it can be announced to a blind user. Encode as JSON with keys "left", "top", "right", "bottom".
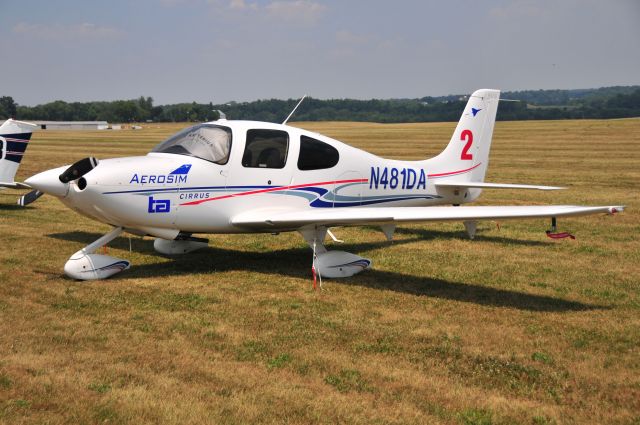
{"left": 24, "top": 165, "right": 71, "bottom": 197}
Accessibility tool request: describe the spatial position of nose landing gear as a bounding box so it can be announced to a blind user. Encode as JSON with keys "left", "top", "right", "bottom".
{"left": 64, "top": 227, "right": 130, "bottom": 280}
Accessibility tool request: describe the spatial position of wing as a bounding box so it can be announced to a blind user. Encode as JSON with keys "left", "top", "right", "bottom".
{"left": 231, "top": 205, "right": 624, "bottom": 229}
{"left": 434, "top": 182, "right": 564, "bottom": 190}
{"left": 0, "top": 181, "right": 30, "bottom": 189}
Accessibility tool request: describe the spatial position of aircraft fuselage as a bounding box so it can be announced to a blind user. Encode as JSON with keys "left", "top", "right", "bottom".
{"left": 55, "top": 120, "right": 473, "bottom": 237}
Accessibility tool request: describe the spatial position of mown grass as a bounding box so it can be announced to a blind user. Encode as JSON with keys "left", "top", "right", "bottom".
{"left": 0, "top": 119, "right": 638, "bottom": 424}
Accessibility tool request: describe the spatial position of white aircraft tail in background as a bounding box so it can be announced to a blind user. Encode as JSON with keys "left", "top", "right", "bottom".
{"left": 0, "top": 118, "right": 45, "bottom": 206}
{"left": 0, "top": 118, "right": 38, "bottom": 189}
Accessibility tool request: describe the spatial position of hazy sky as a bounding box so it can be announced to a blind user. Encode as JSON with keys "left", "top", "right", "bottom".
{"left": 1, "top": 0, "right": 638, "bottom": 105}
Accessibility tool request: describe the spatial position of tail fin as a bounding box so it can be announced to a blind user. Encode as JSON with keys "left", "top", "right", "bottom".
{"left": 0, "top": 119, "right": 38, "bottom": 186}
{"left": 426, "top": 89, "right": 500, "bottom": 183}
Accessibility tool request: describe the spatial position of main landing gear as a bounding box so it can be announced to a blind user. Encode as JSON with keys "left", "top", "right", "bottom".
{"left": 153, "top": 235, "right": 208, "bottom": 255}
{"left": 64, "top": 225, "right": 371, "bottom": 281}
{"left": 299, "top": 226, "right": 371, "bottom": 279}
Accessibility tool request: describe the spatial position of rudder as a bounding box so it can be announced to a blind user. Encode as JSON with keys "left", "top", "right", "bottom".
{"left": 0, "top": 119, "right": 38, "bottom": 184}
{"left": 426, "top": 89, "right": 500, "bottom": 183}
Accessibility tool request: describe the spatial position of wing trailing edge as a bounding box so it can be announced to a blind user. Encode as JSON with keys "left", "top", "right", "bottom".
{"left": 434, "top": 182, "right": 564, "bottom": 190}
{"left": 231, "top": 205, "right": 624, "bottom": 229}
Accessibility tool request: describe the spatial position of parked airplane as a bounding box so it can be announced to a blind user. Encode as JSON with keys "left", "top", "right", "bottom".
{"left": 0, "top": 119, "right": 41, "bottom": 203}
{"left": 23, "top": 89, "right": 623, "bottom": 280}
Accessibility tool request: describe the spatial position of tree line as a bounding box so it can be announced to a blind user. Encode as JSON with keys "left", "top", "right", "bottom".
{"left": 1, "top": 86, "right": 638, "bottom": 124}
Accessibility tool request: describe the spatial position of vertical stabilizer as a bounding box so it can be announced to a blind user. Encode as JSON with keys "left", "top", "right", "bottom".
{"left": 426, "top": 89, "right": 500, "bottom": 183}
{"left": 0, "top": 119, "right": 38, "bottom": 185}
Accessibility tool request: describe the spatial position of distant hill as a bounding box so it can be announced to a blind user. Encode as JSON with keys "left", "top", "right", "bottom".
{"left": 2, "top": 86, "right": 639, "bottom": 123}
{"left": 424, "top": 86, "right": 640, "bottom": 105}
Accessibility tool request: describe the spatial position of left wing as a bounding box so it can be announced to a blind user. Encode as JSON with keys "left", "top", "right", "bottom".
{"left": 0, "top": 182, "right": 44, "bottom": 206}
{"left": 231, "top": 205, "right": 623, "bottom": 229}
{"left": 0, "top": 182, "right": 30, "bottom": 189}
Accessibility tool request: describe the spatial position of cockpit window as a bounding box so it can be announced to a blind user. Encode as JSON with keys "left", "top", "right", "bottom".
{"left": 152, "top": 124, "right": 232, "bottom": 165}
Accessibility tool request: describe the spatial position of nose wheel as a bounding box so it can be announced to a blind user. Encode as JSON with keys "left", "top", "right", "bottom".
{"left": 64, "top": 227, "right": 130, "bottom": 280}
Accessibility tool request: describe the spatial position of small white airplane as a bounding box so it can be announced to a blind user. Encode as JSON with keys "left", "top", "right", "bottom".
{"left": 0, "top": 119, "right": 41, "bottom": 203}
{"left": 23, "top": 89, "right": 624, "bottom": 280}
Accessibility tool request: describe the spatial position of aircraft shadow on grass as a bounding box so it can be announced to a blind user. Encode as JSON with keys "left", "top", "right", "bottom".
{"left": 47, "top": 231, "right": 598, "bottom": 313}
{"left": 376, "top": 226, "right": 550, "bottom": 247}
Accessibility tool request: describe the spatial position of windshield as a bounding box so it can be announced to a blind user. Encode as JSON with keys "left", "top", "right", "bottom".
{"left": 152, "top": 124, "right": 232, "bottom": 164}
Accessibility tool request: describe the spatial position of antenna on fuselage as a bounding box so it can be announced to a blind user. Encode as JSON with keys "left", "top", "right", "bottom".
{"left": 282, "top": 95, "right": 307, "bottom": 125}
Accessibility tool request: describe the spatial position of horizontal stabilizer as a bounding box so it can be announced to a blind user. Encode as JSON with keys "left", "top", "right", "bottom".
{"left": 435, "top": 182, "right": 564, "bottom": 190}
{"left": 0, "top": 119, "right": 38, "bottom": 134}
{"left": 232, "top": 205, "right": 624, "bottom": 229}
{"left": 0, "top": 181, "right": 31, "bottom": 189}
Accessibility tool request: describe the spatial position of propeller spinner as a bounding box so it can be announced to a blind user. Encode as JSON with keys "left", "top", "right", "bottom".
{"left": 24, "top": 157, "right": 99, "bottom": 198}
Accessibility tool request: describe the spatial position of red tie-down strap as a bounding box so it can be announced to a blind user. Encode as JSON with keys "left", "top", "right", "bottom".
{"left": 311, "top": 265, "right": 317, "bottom": 290}
{"left": 545, "top": 230, "right": 576, "bottom": 240}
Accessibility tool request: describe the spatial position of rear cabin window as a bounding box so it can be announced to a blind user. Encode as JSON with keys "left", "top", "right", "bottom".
{"left": 242, "top": 129, "right": 289, "bottom": 169}
{"left": 297, "top": 135, "right": 339, "bottom": 170}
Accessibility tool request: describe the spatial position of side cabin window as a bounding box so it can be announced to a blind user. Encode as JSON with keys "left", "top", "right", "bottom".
{"left": 297, "top": 135, "right": 339, "bottom": 170}
{"left": 152, "top": 124, "right": 232, "bottom": 165}
{"left": 242, "top": 129, "right": 289, "bottom": 169}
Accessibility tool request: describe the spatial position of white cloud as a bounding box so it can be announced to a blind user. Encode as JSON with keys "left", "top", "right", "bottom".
{"left": 335, "top": 30, "right": 369, "bottom": 45}
{"left": 159, "top": 0, "right": 194, "bottom": 6}
{"left": 13, "top": 22, "right": 124, "bottom": 40}
{"left": 489, "top": 0, "right": 545, "bottom": 19}
{"left": 265, "top": 1, "right": 326, "bottom": 24}
{"left": 220, "top": 0, "right": 326, "bottom": 25}
{"left": 228, "top": 0, "right": 258, "bottom": 10}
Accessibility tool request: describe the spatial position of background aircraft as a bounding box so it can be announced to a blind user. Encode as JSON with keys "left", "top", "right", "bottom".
{"left": 0, "top": 119, "right": 40, "bottom": 203}
{"left": 23, "top": 89, "right": 623, "bottom": 280}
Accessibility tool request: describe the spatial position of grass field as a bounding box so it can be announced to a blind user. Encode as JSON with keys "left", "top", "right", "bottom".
{"left": 0, "top": 119, "right": 638, "bottom": 424}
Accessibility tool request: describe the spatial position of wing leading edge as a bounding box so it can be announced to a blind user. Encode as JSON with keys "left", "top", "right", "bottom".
{"left": 231, "top": 205, "right": 624, "bottom": 229}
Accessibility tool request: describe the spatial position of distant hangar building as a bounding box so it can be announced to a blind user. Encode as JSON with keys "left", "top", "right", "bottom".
{"left": 36, "top": 121, "right": 110, "bottom": 130}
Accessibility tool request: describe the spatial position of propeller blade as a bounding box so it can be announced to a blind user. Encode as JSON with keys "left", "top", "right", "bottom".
{"left": 17, "top": 189, "right": 43, "bottom": 207}
{"left": 59, "top": 157, "right": 99, "bottom": 183}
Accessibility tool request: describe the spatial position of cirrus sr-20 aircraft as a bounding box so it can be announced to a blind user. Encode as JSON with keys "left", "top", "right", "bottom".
{"left": 23, "top": 89, "right": 624, "bottom": 280}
